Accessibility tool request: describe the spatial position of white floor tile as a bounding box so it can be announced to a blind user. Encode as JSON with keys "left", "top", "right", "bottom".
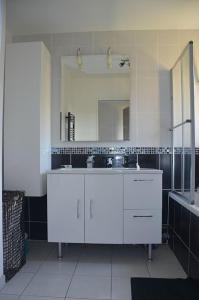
{"left": 112, "top": 277, "right": 131, "bottom": 300}
{"left": 22, "top": 273, "right": 72, "bottom": 298}
{"left": 20, "top": 296, "right": 64, "bottom": 300}
{"left": 37, "top": 260, "right": 77, "bottom": 275}
{"left": 67, "top": 275, "right": 111, "bottom": 299}
{"left": 0, "top": 295, "right": 19, "bottom": 300}
{"left": 151, "top": 245, "right": 181, "bottom": 264}
{"left": 112, "top": 245, "right": 147, "bottom": 262}
{"left": 75, "top": 261, "right": 111, "bottom": 276}
{"left": 112, "top": 261, "right": 149, "bottom": 278}
{"left": 20, "top": 261, "right": 42, "bottom": 273}
{"left": 0, "top": 273, "right": 34, "bottom": 295}
{"left": 147, "top": 261, "right": 187, "bottom": 278}
{"left": 80, "top": 245, "right": 112, "bottom": 262}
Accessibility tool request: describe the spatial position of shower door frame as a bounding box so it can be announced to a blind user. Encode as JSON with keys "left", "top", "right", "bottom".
{"left": 171, "top": 41, "right": 195, "bottom": 204}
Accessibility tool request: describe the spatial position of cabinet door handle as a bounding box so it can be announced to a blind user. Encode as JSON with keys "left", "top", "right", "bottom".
{"left": 90, "top": 199, "right": 93, "bottom": 219}
{"left": 77, "top": 199, "right": 80, "bottom": 218}
{"left": 133, "top": 215, "right": 153, "bottom": 218}
{"left": 133, "top": 179, "right": 154, "bottom": 182}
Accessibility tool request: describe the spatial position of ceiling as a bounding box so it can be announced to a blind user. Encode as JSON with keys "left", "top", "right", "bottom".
{"left": 7, "top": 0, "right": 199, "bottom": 35}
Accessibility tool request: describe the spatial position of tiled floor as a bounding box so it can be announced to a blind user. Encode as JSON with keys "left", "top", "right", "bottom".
{"left": 0, "top": 242, "right": 186, "bottom": 300}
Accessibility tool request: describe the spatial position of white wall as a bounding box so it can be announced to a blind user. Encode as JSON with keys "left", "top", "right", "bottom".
{"left": 4, "top": 42, "right": 51, "bottom": 197}
{"left": 0, "top": 0, "right": 5, "bottom": 287}
{"left": 12, "top": 30, "right": 199, "bottom": 147}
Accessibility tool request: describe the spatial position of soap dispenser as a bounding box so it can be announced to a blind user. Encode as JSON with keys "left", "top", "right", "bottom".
{"left": 87, "top": 155, "right": 94, "bottom": 168}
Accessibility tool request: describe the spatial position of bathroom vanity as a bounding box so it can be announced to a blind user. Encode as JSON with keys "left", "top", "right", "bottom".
{"left": 47, "top": 168, "right": 162, "bottom": 259}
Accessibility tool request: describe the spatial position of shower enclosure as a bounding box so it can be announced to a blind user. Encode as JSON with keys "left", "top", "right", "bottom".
{"left": 171, "top": 41, "right": 195, "bottom": 204}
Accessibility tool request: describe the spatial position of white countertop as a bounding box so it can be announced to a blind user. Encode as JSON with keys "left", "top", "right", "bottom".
{"left": 48, "top": 168, "right": 163, "bottom": 175}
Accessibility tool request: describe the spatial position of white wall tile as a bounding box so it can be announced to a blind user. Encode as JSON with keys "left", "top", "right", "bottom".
{"left": 137, "top": 76, "right": 159, "bottom": 113}
{"left": 158, "top": 30, "right": 180, "bottom": 46}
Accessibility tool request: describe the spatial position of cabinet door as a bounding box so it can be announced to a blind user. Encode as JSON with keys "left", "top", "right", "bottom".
{"left": 85, "top": 174, "right": 123, "bottom": 244}
{"left": 47, "top": 174, "right": 84, "bottom": 243}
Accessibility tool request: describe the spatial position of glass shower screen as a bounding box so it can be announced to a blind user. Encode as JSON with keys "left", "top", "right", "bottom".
{"left": 171, "top": 42, "right": 195, "bottom": 203}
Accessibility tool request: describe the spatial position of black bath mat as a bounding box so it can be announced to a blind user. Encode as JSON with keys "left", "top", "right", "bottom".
{"left": 131, "top": 278, "right": 199, "bottom": 300}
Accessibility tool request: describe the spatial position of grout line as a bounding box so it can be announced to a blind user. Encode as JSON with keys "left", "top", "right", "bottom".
{"left": 64, "top": 246, "right": 82, "bottom": 299}
{"left": 110, "top": 244, "right": 113, "bottom": 299}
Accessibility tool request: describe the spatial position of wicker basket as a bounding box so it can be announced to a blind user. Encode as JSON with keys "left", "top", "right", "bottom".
{"left": 3, "top": 191, "right": 26, "bottom": 281}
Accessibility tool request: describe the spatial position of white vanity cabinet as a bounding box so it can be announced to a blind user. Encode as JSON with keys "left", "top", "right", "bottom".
{"left": 47, "top": 168, "right": 162, "bottom": 258}
{"left": 85, "top": 174, "right": 123, "bottom": 244}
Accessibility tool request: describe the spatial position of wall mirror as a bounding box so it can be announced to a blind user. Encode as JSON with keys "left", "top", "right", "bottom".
{"left": 60, "top": 53, "right": 131, "bottom": 142}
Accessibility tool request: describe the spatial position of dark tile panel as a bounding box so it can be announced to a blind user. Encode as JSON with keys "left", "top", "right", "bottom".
{"left": 29, "top": 222, "right": 47, "bottom": 240}
{"left": 25, "top": 222, "right": 30, "bottom": 238}
{"left": 160, "top": 154, "right": 171, "bottom": 189}
{"left": 125, "top": 154, "right": 137, "bottom": 168}
{"left": 174, "top": 201, "right": 190, "bottom": 246}
{"left": 24, "top": 197, "right": 29, "bottom": 222}
{"left": 137, "top": 154, "right": 159, "bottom": 169}
{"left": 29, "top": 196, "right": 47, "bottom": 222}
{"left": 189, "top": 253, "right": 199, "bottom": 281}
{"left": 93, "top": 155, "right": 107, "bottom": 168}
{"left": 190, "top": 212, "right": 199, "bottom": 260}
{"left": 195, "top": 155, "right": 199, "bottom": 188}
{"left": 71, "top": 154, "right": 87, "bottom": 168}
{"left": 184, "top": 154, "right": 191, "bottom": 190}
{"left": 51, "top": 154, "right": 70, "bottom": 169}
{"left": 162, "top": 190, "right": 169, "bottom": 225}
{"left": 174, "top": 154, "right": 181, "bottom": 189}
{"left": 169, "top": 197, "right": 175, "bottom": 229}
{"left": 168, "top": 199, "right": 174, "bottom": 249}
{"left": 173, "top": 233, "right": 189, "bottom": 275}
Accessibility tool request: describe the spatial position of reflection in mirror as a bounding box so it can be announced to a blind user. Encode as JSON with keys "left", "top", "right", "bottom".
{"left": 60, "top": 54, "right": 131, "bottom": 142}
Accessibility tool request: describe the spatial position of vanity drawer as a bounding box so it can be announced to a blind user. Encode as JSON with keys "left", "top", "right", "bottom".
{"left": 124, "top": 174, "right": 162, "bottom": 209}
{"left": 124, "top": 210, "right": 162, "bottom": 244}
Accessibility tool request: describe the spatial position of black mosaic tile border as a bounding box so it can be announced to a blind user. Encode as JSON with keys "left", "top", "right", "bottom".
{"left": 52, "top": 147, "right": 199, "bottom": 155}
{"left": 52, "top": 147, "right": 172, "bottom": 155}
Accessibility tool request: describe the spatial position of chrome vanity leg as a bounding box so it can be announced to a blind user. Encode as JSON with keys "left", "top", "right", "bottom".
{"left": 148, "top": 244, "right": 152, "bottom": 261}
{"left": 58, "top": 242, "right": 63, "bottom": 260}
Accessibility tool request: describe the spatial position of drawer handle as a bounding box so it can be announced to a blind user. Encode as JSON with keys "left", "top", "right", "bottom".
{"left": 77, "top": 199, "right": 80, "bottom": 219}
{"left": 90, "top": 199, "right": 93, "bottom": 219}
{"left": 133, "top": 215, "right": 153, "bottom": 218}
{"left": 133, "top": 179, "right": 154, "bottom": 182}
